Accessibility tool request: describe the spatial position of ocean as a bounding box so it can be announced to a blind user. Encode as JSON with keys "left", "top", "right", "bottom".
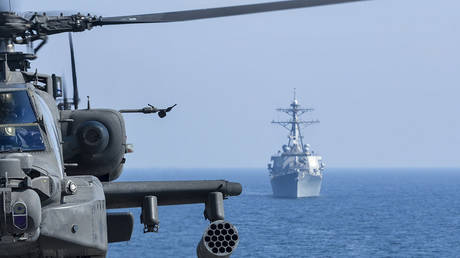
{"left": 107, "top": 168, "right": 460, "bottom": 257}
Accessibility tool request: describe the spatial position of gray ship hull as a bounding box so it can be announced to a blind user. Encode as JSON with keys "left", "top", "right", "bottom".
{"left": 270, "top": 172, "right": 322, "bottom": 198}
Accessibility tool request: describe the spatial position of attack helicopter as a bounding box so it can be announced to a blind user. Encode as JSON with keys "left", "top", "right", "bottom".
{"left": 0, "top": 0, "right": 369, "bottom": 257}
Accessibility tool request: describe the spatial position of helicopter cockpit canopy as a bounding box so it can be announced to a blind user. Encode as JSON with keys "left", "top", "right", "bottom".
{"left": 0, "top": 90, "right": 45, "bottom": 152}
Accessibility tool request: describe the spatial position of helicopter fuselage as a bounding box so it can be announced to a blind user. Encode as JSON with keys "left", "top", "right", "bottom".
{"left": 0, "top": 64, "right": 242, "bottom": 258}
{"left": 0, "top": 77, "right": 110, "bottom": 257}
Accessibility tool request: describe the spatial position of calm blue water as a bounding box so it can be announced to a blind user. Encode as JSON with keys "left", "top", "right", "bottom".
{"left": 108, "top": 168, "right": 460, "bottom": 257}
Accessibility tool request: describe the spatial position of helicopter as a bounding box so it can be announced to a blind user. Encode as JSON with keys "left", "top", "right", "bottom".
{"left": 0, "top": 0, "right": 369, "bottom": 257}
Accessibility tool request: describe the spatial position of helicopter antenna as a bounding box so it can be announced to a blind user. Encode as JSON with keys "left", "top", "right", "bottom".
{"left": 61, "top": 76, "right": 70, "bottom": 110}
{"left": 68, "top": 33, "right": 79, "bottom": 110}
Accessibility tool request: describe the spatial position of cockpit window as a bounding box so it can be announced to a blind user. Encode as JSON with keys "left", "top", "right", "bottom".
{"left": 0, "top": 125, "right": 45, "bottom": 152}
{"left": 0, "top": 91, "right": 37, "bottom": 124}
{"left": 0, "top": 91, "right": 45, "bottom": 152}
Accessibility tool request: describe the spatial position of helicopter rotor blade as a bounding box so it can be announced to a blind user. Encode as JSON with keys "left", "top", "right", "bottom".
{"left": 19, "top": 10, "right": 97, "bottom": 20}
{"left": 68, "top": 32, "right": 79, "bottom": 110}
{"left": 96, "top": 0, "right": 368, "bottom": 25}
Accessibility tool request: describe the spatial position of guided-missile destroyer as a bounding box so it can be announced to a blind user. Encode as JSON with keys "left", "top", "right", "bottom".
{"left": 268, "top": 91, "right": 325, "bottom": 198}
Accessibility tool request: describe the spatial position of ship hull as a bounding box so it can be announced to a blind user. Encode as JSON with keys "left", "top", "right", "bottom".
{"left": 270, "top": 172, "right": 322, "bottom": 198}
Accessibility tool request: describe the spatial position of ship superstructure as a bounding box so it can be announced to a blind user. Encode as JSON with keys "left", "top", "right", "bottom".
{"left": 268, "top": 91, "right": 325, "bottom": 197}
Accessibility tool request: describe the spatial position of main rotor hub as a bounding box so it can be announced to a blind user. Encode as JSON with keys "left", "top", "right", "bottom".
{"left": 0, "top": 12, "right": 100, "bottom": 46}
{"left": 0, "top": 51, "right": 35, "bottom": 71}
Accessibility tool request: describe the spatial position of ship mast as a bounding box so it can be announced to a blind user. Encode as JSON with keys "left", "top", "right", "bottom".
{"left": 272, "top": 89, "right": 319, "bottom": 152}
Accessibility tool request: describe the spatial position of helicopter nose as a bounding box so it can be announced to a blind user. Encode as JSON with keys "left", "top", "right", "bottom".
{"left": 8, "top": 189, "right": 42, "bottom": 235}
{"left": 0, "top": 161, "right": 41, "bottom": 239}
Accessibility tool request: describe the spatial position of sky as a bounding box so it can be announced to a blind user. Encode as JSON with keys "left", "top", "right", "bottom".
{"left": 10, "top": 0, "right": 460, "bottom": 168}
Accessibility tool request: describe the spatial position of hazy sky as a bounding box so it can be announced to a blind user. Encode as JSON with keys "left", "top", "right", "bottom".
{"left": 12, "top": 0, "right": 460, "bottom": 168}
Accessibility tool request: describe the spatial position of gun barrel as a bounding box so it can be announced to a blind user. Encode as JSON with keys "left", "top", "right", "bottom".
{"left": 102, "top": 180, "right": 242, "bottom": 209}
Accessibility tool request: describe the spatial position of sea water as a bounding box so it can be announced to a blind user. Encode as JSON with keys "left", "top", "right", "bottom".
{"left": 107, "top": 168, "right": 460, "bottom": 257}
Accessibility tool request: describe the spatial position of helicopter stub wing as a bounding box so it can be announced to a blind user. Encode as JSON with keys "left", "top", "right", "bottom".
{"left": 102, "top": 180, "right": 242, "bottom": 209}
{"left": 103, "top": 180, "right": 242, "bottom": 255}
{"left": 96, "top": 0, "right": 370, "bottom": 25}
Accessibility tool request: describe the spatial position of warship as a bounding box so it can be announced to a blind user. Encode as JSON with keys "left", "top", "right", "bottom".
{"left": 268, "top": 91, "right": 325, "bottom": 198}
